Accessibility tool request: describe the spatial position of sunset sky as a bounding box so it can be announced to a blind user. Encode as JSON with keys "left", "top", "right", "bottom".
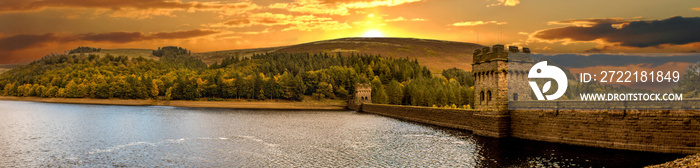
{"left": 0, "top": 0, "right": 698, "bottom": 63}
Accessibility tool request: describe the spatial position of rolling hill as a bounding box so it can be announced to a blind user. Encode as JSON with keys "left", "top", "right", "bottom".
{"left": 68, "top": 37, "right": 483, "bottom": 72}
{"left": 269, "top": 38, "right": 483, "bottom": 71}
{"left": 68, "top": 48, "right": 159, "bottom": 60}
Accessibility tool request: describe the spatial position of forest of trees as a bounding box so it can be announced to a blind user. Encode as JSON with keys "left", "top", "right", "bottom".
{"left": 0, "top": 46, "right": 478, "bottom": 108}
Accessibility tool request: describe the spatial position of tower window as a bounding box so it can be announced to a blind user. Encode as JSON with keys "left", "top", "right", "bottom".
{"left": 487, "top": 91, "right": 492, "bottom": 101}
{"left": 513, "top": 93, "right": 518, "bottom": 101}
{"left": 480, "top": 91, "right": 485, "bottom": 102}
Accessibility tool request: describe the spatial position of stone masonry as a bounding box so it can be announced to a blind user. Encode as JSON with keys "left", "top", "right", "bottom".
{"left": 472, "top": 45, "right": 533, "bottom": 112}
{"left": 351, "top": 45, "right": 700, "bottom": 154}
{"left": 355, "top": 83, "right": 372, "bottom": 104}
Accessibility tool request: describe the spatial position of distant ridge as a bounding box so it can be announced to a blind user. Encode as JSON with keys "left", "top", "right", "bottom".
{"left": 193, "top": 37, "right": 484, "bottom": 71}
{"left": 61, "top": 37, "right": 484, "bottom": 72}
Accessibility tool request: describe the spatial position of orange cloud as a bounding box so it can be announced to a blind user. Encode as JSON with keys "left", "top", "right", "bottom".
{"left": 531, "top": 16, "right": 700, "bottom": 49}
{"left": 385, "top": 17, "right": 427, "bottom": 22}
{"left": 240, "top": 29, "right": 271, "bottom": 35}
{"left": 451, "top": 21, "right": 507, "bottom": 26}
{"left": 0, "top": 33, "right": 59, "bottom": 51}
{"left": 269, "top": 0, "right": 421, "bottom": 16}
{"left": 149, "top": 29, "right": 220, "bottom": 39}
{"left": 547, "top": 17, "right": 641, "bottom": 28}
{"left": 0, "top": 29, "right": 219, "bottom": 52}
{"left": 385, "top": 17, "right": 407, "bottom": 22}
{"left": 211, "top": 13, "right": 351, "bottom": 31}
{"left": 487, "top": 0, "right": 520, "bottom": 7}
{"left": 0, "top": 29, "right": 220, "bottom": 63}
{"left": 269, "top": 0, "right": 348, "bottom": 15}
{"left": 0, "top": 0, "right": 258, "bottom": 19}
{"left": 214, "top": 13, "right": 292, "bottom": 27}
{"left": 341, "top": 0, "right": 422, "bottom": 8}
{"left": 693, "top": 7, "right": 700, "bottom": 11}
{"left": 283, "top": 15, "right": 351, "bottom": 31}
{"left": 584, "top": 42, "right": 700, "bottom": 53}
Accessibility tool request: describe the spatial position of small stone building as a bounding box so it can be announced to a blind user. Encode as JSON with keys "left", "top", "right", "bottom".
{"left": 472, "top": 45, "right": 533, "bottom": 111}
{"left": 355, "top": 83, "right": 372, "bottom": 104}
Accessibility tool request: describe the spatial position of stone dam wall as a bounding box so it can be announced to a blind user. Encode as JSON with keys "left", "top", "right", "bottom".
{"left": 354, "top": 103, "right": 700, "bottom": 154}
{"left": 511, "top": 109, "right": 700, "bottom": 154}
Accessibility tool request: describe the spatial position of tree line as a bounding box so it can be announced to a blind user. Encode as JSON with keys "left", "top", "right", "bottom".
{"left": 0, "top": 46, "right": 479, "bottom": 108}
{"left": 68, "top": 46, "right": 101, "bottom": 54}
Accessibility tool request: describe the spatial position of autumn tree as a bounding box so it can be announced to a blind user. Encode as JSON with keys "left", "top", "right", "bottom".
{"left": 386, "top": 80, "right": 403, "bottom": 105}
{"left": 371, "top": 77, "right": 387, "bottom": 104}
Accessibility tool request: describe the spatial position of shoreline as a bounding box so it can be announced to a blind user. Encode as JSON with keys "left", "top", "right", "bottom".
{"left": 0, "top": 96, "right": 348, "bottom": 111}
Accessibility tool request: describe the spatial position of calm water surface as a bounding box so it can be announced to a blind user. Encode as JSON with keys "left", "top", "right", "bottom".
{"left": 0, "top": 100, "right": 684, "bottom": 167}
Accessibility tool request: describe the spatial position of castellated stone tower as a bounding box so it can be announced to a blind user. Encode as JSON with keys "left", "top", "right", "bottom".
{"left": 472, "top": 45, "right": 533, "bottom": 113}
{"left": 355, "top": 83, "right": 372, "bottom": 104}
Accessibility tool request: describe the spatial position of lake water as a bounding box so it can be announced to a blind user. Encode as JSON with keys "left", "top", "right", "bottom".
{"left": 0, "top": 100, "right": 684, "bottom": 167}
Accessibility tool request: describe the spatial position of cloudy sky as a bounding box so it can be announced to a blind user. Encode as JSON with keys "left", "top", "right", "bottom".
{"left": 0, "top": 0, "right": 698, "bottom": 63}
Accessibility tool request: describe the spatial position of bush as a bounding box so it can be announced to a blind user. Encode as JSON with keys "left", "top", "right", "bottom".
{"left": 312, "top": 93, "right": 324, "bottom": 100}
{"left": 207, "top": 97, "right": 223, "bottom": 101}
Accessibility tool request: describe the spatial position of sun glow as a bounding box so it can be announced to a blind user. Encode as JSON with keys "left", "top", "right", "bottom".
{"left": 362, "top": 30, "right": 385, "bottom": 37}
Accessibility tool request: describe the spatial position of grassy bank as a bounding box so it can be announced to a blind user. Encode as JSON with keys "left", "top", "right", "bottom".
{"left": 0, "top": 96, "right": 347, "bottom": 110}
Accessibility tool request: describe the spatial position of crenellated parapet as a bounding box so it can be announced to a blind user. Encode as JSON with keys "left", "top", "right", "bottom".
{"left": 472, "top": 44, "right": 534, "bottom": 113}
{"left": 473, "top": 45, "right": 531, "bottom": 64}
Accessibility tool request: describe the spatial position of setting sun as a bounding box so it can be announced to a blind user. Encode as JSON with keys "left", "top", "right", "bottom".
{"left": 362, "top": 30, "right": 385, "bottom": 37}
